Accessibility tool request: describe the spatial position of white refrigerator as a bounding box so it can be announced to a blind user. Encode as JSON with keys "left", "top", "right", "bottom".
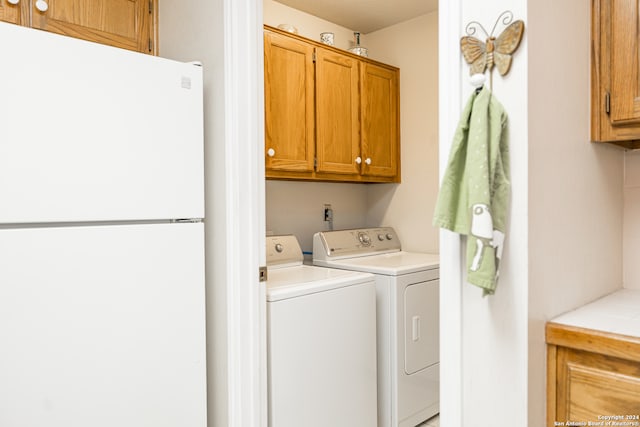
{"left": 0, "top": 23, "right": 207, "bottom": 427}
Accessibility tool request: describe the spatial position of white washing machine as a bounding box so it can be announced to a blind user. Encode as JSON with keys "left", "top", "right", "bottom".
{"left": 265, "top": 235, "right": 378, "bottom": 427}
{"left": 313, "top": 227, "right": 439, "bottom": 427}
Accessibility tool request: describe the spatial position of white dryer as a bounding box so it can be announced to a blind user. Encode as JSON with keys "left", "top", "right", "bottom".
{"left": 266, "top": 235, "right": 378, "bottom": 427}
{"left": 313, "top": 227, "right": 439, "bottom": 427}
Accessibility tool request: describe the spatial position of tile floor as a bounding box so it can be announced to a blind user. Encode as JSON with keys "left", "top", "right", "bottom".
{"left": 418, "top": 414, "right": 440, "bottom": 427}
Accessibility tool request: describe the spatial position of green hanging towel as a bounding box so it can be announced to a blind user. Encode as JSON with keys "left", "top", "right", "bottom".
{"left": 433, "top": 87, "right": 510, "bottom": 295}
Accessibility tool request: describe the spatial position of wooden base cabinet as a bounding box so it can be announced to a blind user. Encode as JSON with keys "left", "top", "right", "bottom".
{"left": 547, "top": 323, "right": 640, "bottom": 425}
{"left": 0, "top": 0, "right": 157, "bottom": 54}
{"left": 264, "top": 25, "right": 400, "bottom": 183}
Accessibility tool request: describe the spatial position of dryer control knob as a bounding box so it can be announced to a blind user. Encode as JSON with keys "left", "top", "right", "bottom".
{"left": 275, "top": 243, "right": 284, "bottom": 253}
{"left": 386, "top": 233, "right": 393, "bottom": 240}
{"left": 378, "top": 234, "right": 385, "bottom": 241}
{"left": 357, "top": 232, "right": 371, "bottom": 246}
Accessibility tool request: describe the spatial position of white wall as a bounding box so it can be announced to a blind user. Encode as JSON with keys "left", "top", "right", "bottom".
{"left": 439, "top": 2, "right": 530, "bottom": 424}
{"left": 527, "top": 0, "right": 624, "bottom": 424}
{"left": 364, "top": 12, "right": 439, "bottom": 254}
{"left": 457, "top": 2, "right": 529, "bottom": 424}
{"left": 160, "top": 1, "right": 268, "bottom": 426}
{"left": 624, "top": 151, "right": 640, "bottom": 290}
{"left": 442, "top": 1, "right": 624, "bottom": 424}
{"left": 158, "top": 3, "right": 229, "bottom": 425}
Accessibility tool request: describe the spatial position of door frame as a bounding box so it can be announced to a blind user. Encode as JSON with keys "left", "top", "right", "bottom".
{"left": 228, "top": 0, "right": 467, "bottom": 426}
{"left": 223, "top": 0, "right": 267, "bottom": 425}
{"left": 438, "top": 1, "right": 464, "bottom": 426}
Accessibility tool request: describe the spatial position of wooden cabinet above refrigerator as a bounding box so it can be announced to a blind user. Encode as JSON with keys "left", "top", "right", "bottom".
{"left": 0, "top": 0, "right": 157, "bottom": 54}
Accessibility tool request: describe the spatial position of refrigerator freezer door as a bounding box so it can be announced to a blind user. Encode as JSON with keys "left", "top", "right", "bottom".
{"left": 0, "top": 23, "right": 203, "bottom": 223}
{"left": 0, "top": 223, "right": 206, "bottom": 427}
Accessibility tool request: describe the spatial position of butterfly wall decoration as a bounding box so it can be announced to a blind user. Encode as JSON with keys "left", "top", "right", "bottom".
{"left": 460, "top": 11, "right": 525, "bottom": 78}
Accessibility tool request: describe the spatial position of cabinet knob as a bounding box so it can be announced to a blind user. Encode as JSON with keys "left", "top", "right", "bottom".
{"left": 7, "top": 0, "right": 19, "bottom": 5}
{"left": 355, "top": 156, "right": 362, "bottom": 164}
{"left": 35, "top": 0, "right": 48, "bottom": 12}
{"left": 365, "top": 157, "right": 372, "bottom": 165}
{"left": 267, "top": 148, "right": 275, "bottom": 157}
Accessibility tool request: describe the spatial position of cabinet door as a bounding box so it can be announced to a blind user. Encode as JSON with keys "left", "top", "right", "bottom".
{"left": 30, "top": 0, "right": 155, "bottom": 54}
{"left": 610, "top": 0, "right": 640, "bottom": 125}
{"left": 555, "top": 347, "right": 640, "bottom": 421}
{"left": 360, "top": 62, "right": 399, "bottom": 179}
{"left": 315, "top": 47, "right": 361, "bottom": 176}
{"left": 0, "top": 0, "right": 26, "bottom": 25}
{"left": 592, "top": 0, "right": 640, "bottom": 145}
{"left": 264, "top": 31, "right": 315, "bottom": 174}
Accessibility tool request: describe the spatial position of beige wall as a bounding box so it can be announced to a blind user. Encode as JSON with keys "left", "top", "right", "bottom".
{"left": 263, "top": 0, "right": 361, "bottom": 51}
{"left": 264, "top": 1, "right": 440, "bottom": 255}
{"left": 624, "top": 151, "right": 640, "bottom": 290}
{"left": 364, "top": 12, "right": 439, "bottom": 254}
{"left": 266, "top": 181, "right": 369, "bottom": 252}
{"left": 527, "top": 0, "right": 624, "bottom": 424}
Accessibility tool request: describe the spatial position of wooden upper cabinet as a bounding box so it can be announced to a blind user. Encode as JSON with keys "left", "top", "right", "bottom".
{"left": 263, "top": 25, "right": 401, "bottom": 183}
{"left": 315, "top": 47, "right": 360, "bottom": 176}
{"left": 0, "top": 0, "right": 24, "bottom": 25}
{"left": 360, "top": 62, "right": 399, "bottom": 178}
{"left": 264, "top": 31, "right": 315, "bottom": 173}
{"left": 0, "top": 0, "right": 157, "bottom": 54}
{"left": 32, "top": 0, "right": 155, "bottom": 53}
{"left": 592, "top": 0, "right": 640, "bottom": 147}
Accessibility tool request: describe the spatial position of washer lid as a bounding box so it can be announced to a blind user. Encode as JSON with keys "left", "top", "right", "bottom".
{"left": 315, "top": 251, "right": 439, "bottom": 276}
{"left": 266, "top": 265, "right": 374, "bottom": 301}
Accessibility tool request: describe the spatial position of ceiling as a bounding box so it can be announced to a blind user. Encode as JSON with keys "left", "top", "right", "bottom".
{"left": 273, "top": 0, "right": 438, "bottom": 34}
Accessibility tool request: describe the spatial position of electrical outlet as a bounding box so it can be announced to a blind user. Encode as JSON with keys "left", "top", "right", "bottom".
{"left": 324, "top": 204, "right": 333, "bottom": 222}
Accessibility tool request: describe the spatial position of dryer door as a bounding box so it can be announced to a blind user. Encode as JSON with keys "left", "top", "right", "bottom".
{"left": 404, "top": 279, "right": 439, "bottom": 374}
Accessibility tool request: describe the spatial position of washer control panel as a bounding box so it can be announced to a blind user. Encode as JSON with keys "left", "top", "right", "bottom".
{"left": 313, "top": 227, "right": 401, "bottom": 259}
{"left": 266, "top": 235, "right": 303, "bottom": 267}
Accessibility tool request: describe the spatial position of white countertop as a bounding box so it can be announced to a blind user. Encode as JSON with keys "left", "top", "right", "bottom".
{"left": 551, "top": 288, "right": 640, "bottom": 338}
